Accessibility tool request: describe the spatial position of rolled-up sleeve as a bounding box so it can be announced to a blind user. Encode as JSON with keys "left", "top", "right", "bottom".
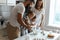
{"left": 15, "top": 5, "right": 25, "bottom": 14}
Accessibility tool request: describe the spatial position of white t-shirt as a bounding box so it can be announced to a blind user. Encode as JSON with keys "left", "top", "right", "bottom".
{"left": 31, "top": 7, "right": 45, "bottom": 27}
{"left": 8, "top": 3, "right": 25, "bottom": 28}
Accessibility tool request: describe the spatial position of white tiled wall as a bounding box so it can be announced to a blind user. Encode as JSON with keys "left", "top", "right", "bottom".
{"left": 0, "top": 5, "right": 13, "bottom": 19}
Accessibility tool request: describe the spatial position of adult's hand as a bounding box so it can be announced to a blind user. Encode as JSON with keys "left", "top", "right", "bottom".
{"left": 40, "top": 23, "right": 43, "bottom": 27}
{"left": 26, "top": 25, "right": 32, "bottom": 32}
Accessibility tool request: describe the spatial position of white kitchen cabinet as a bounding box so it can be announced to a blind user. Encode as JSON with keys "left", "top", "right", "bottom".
{"left": 0, "top": 0, "right": 16, "bottom": 6}
{"left": 16, "top": 0, "right": 24, "bottom": 1}
{"left": 7, "top": 0, "right": 16, "bottom": 6}
{"left": 0, "top": 0, "right": 6, "bottom": 5}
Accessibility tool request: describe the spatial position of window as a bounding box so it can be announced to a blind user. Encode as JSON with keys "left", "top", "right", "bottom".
{"left": 48, "top": 0, "right": 60, "bottom": 27}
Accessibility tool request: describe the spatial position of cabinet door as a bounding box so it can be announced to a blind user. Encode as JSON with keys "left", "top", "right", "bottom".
{"left": 7, "top": 0, "right": 16, "bottom": 6}
{"left": 0, "top": 0, "right": 6, "bottom": 5}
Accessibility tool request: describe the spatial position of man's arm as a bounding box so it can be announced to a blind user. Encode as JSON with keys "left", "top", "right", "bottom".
{"left": 24, "top": 18, "right": 30, "bottom": 25}
{"left": 17, "top": 13, "right": 31, "bottom": 31}
{"left": 17, "top": 13, "right": 27, "bottom": 27}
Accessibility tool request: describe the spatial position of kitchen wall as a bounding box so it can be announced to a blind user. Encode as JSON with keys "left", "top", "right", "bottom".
{"left": 44, "top": 0, "right": 50, "bottom": 30}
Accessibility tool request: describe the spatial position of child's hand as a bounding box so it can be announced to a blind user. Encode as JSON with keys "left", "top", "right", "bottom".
{"left": 30, "top": 24, "right": 35, "bottom": 26}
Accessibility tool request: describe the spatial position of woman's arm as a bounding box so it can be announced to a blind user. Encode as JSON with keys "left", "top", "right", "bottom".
{"left": 17, "top": 13, "right": 27, "bottom": 27}
{"left": 40, "top": 14, "right": 45, "bottom": 27}
{"left": 40, "top": 9, "right": 45, "bottom": 27}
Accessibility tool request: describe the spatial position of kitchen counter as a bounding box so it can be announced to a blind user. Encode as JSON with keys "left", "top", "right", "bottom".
{"left": 14, "top": 30, "right": 60, "bottom": 40}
